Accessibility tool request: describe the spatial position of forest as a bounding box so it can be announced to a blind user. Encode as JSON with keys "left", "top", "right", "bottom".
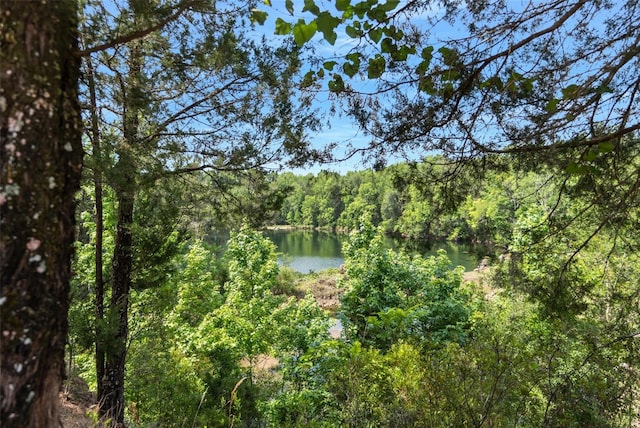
{"left": 1, "top": 0, "right": 639, "bottom": 427}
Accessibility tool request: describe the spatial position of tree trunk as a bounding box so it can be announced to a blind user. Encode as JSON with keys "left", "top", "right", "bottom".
{"left": 100, "top": 28, "right": 142, "bottom": 425}
{"left": 0, "top": 1, "right": 83, "bottom": 426}
{"left": 85, "top": 55, "right": 106, "bottom": 407}
{"left": 102, "top": 185, "right": 134, "bottom": 426}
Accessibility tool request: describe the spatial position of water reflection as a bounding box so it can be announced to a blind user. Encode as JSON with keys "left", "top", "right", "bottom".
{"left": 263, "top": 229, "right": 482, "bottom": 273}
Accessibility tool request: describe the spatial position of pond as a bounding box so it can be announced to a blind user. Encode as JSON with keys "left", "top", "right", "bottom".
{"left": 262, "top": 229, "right": 482, "bottom": 273}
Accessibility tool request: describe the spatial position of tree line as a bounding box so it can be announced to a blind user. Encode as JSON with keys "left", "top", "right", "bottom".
{"left": 270, "top": 159, "right": 551, "bottom": 247}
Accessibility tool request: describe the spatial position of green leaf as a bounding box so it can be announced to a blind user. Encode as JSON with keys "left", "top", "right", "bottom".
{"left": 391, "top": 44, "right": 415, "bottom": 61}
{"left": 353, "top": 2, "right": 368, "bottom": 18}
{"left": 369, "top": 27, "right": 383, "bottom": 43}
{"left": 329, "top": 74, "right": 345, "bottom": 92}
{"left": 285, "top": 0, "right": 294, "bottom": 14}
{"left": 292, "top": 19, "right": 317, "bottom": 46}
{"left": 302, "top": 0, "right": 320, "bottom": 15}
{"left": 379, "top": 0, "right": 400, "bottom": 12}
{"left": 250, "top": 9, "right": 268, "bottom": 25}
{"left": 344, "top": 62, "right": 358, "bottom": 77}
{"left": 561, "top": 84, "right": 581, "bottom": 100}
{"left": 323, "top": 61, "right": 337, "bottom": 71}
{"left": 545, "top": 98, "right": 559, "bottom": 113}
{"left": 368, "top": 55, "right": 386, "bottom": 78}
{"left": 301, "top": 71, "right": 315, "bottom": 88}
{"left": 597, "top": 142, "right": 615, "bottom": 153}
{"left": 336, "top": 0, "right": 351, "bottom": 11}
{"left": 421, "top": 46, "right": 434, "bottom": 60}
{"left": 566, "top": 161, "right": 588, "bottom": 175}
{"left": 593, "top": 84, "right": 613, "bottom": 95}
{"left": 346, "top": 24, "right": 361, "bottom": 38}
{"left": 316, "top": 12, "right": 340, "bottom": 45}
{"left": 380, "top": 37, "right": 395, "bottom": 53}
{"left": 263, "top": 0, "right": 272, "bottom": 5}
{"left": 367, "top": 6, "right": 387, "bottom": 22}
{"left": 584, "top": 149, "right": 598, "bottom": 162}
{"left": 343, "top": 53, "right": 361, "bottom": 77}
{"left": 418, "top": 77, "right": 435, "bottom": 94}
{"left": 416, "top": 60, "right": 429, "bottom": 75}
{"left": 441, "top": 68, "right": 460, "bottom": 81}
{"left": 275, "top": 18, "right": 292, "bottom": 35}
{"left": 438, "top": 46, "right": 458, "bottom": 66}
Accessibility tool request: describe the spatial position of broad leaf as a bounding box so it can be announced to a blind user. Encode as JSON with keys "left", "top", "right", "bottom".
{"left": 545, "top": 98, "right": 559, "bottom": 113}
{"left": 336, "top": 0, "right": 351, "bottom": 11}
{"left": 303, "top": 0, "right": 320, "bottom": 16}
{"left": 369, "top": 27, "right": 383, "bottom": 43}
{"left": 317, "top": 12, "right": 340, "bottom": 45}
{"left": 379, "top": 0, "right": 400, "bottom": 12}
{"left": 597, "top": 141, "right": 615, "bottom": 153}
{"left": 250, "top": 9, "right": 268, "bottom": 25}
{"left": 275, "top": 18, "right": 292, "bottom": 35}
{"left": 368, "top": 55, "right": 386, "bottom": 79}
{"left": 292, "top": 19, "right": 317, "bottom": 46}
{"left": 329, "top": 74, "right": 345, "bottom": 92}
{"left": 323, "top": 61, "right": 337, "bottom": 71}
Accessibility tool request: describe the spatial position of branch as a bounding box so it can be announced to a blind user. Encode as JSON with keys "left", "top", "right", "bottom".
{"left": 77, "top": 0, "right": 198, "bottom": 57}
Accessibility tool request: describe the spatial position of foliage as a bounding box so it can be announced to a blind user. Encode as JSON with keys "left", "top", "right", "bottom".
{"left": 339, "top": 222, "right": 475, "bottom": 350}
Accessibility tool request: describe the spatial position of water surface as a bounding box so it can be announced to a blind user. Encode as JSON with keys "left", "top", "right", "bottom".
{"left": 263, "top": 229, "right": 480, "bottom": 273}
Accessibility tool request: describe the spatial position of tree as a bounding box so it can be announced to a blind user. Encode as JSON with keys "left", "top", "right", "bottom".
{"left": 0, "top": 1, "right": 83, "bottom": 426}
{"left": 262, "top": 0, "right": 639, "bottom": 253}
{"left": 76, "top": 0, "right": 322, "bottom": 422}
{"left": 339, "top": 223, "right": 473, "bottom": 350}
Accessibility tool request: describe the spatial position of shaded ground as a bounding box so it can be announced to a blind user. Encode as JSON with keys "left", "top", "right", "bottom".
{"left": 60, "top": 375, "right": 99, "bottom": 427}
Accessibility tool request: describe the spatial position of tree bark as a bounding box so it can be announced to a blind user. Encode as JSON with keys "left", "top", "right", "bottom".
{"left": 102, "top": 185, "right": 134, "bottom": 426}
{"left": 0, "top": 1, "right": 83, "bottom": 426}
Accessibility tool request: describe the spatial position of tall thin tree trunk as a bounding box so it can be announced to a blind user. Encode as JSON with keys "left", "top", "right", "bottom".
{"left": 100, "top": 28, "right": 142, "bottom": 425}
{"left": 85, "top": 55, "right": 106, "bottom": 406}
{"left": 0, "top": 1, "right": 83, "bottom": 426}
{"left": 103, "top": 184, "right": 134, "bottom": 426}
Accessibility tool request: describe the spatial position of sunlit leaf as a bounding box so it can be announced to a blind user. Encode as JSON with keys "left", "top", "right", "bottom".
{"left": 292, "top": 19, "right": 317, "bottom": 46}
{"left": 275, "top": 17, "right": 292, "bottom": 35}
